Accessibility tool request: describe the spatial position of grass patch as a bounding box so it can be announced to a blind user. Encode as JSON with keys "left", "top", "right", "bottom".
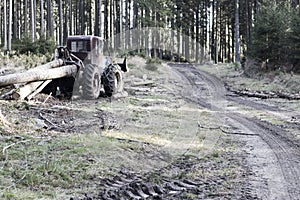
{"left": 0, "top": 133, "right": 132, "bottom": 199}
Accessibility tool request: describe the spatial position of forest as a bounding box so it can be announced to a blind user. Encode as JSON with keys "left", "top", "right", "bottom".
{"left": 0, "top": 0, "right": 300, "bottom": 72}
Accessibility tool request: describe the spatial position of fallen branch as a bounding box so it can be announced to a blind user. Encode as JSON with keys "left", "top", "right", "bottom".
{"left": 39, "top": 112, "right": 74, "bottom": 132}
{"left": 226, "top": 86, "right": 300, "bottom": 100}
{"left": 0, "top": 88, "right": 17, "bottom": 99}
{"left": 2, "top": 139, "right": 31, "bottom": 156}
{"left": 198, "top": 122, "right": 259, "bottom": 136}
{"left": 111, "top": 137, "right": 151, "bottom": 145}
{"left": 1, "top": 139, "right": 31, "bottom": 170}
{"left": 132, "top": 81, "right": 155, "bottom": 87}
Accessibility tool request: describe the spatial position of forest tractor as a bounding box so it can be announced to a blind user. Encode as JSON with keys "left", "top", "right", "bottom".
{"left": 0, "top": 35, "right": 128, "bottom": 100}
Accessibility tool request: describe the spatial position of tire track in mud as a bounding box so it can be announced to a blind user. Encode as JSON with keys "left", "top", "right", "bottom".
{"left": 170, "top": 63, "right": 300, "bottom": 200}
{"left": 95, "top": 156, "right": 205, "bottom": 200}
{"left": 75, "top": 153, "right": 253, "bottom": 200}
{"left": 171, "top": 63, "right": 226, "bottom": 110}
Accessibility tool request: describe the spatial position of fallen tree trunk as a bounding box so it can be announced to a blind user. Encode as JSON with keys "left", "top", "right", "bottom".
{"left": 227, "top": 86, "right": 300, "bottom": 100}
{"left": 27, "top": 80, "right": 52, "bottom": 100}
{"left": 0, "top": 65, "right": 78, "bottom": 87}
{"left": 11, "top": 81, "right": 45, "bottom": 100}
{"left": 27, "top": 59, "right": 64, "bottom": 72}
{"left": 11, "top": 80, "right": 52, "bottom": 100}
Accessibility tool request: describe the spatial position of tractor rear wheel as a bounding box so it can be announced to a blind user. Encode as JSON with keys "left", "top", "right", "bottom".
{"left": 102, "top": 65, "right": 123, "bottom": 97}
{"left": 83, "top": 64, "right": 101, "bottom": 99}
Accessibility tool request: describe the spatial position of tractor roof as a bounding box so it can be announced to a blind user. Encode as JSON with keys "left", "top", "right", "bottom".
{"left": 67, "top": 35, "right": 103, "bottom": 41}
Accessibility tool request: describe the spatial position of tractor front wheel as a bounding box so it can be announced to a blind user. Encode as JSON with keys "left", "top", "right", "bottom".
{"left": 102, "top": 65, "right": 123, "bottom": 97}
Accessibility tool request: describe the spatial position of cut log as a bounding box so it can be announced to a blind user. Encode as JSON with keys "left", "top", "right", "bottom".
{"left": 12, "top": 81, "right": 45, "bottom": 100}
{"left": 28, "top": 59, "right": 64, "bottom": 72}
{"left": 27, "top": 80, "right": 52, "bottom": 100}
{"left": 227, "top": 86, "right": 300, "bottom": 100}
{"left": 12, "top": 80, "right": 52, "bottom": 100}
{"left": 132, "top": 81, "right": 155, "bottom": 87}
{"left": 0, "top": 65, "right": 78, "bottom": 87}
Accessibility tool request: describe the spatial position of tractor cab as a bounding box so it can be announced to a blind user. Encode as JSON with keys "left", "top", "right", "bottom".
{"left": 66, "top": 35, "right": 107, "bottom": 67}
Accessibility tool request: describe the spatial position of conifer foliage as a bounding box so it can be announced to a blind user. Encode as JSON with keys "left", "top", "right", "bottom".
{"left": 0, "top": 0, "right": 299, "bottom": 71}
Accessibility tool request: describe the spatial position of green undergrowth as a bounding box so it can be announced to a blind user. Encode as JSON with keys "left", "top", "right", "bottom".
{"left": 0, "top": 53, "right": 49, "bottom": 70}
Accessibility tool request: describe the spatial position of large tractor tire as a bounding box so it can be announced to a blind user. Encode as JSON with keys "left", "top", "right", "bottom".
{"left": 82, "top": 64, "right": 101, "bottom": 99}
{"left": 102, "top": 64, "right": 124, "bottom": 97}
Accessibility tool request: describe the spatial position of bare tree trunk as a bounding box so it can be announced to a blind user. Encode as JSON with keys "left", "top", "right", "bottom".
{"left": 47, "top": 0, "right": 53, "bottom": 37}
{"left": 125, "top": 0, "right": 129, "bottom": 50}
{"left": 88, "top": 0, "right": 92, "bottom": 35}
{"left": 99, "top": 0, "right": 102, "bottom": 37}
{"left": 115, "top": 0, "right": 121, "bottom": 49}
{"left": 211, "top": 0, "right": 215, "bottom": 62}
{"left": 109, "top": 0, "right": 113, "bottom": 41}
{"left": 235, "top": 0, "right": 240, "bottom": 62}
{"left": 24, "top": 0, "right": 28, "bottom": 37}
{"left": 63, "top": 1, "right": 68, "bottom": 43}
{"left": 31, "top": 0, "right": 35, "bottom": 42}
{"left": 69, "top": 0, "right": 73, "bottom": 36}
{"left": 104, "top": 0, "right": 108, "bottom": 39}
{"left": 94, "top": 0, "right": 103, "bottom": 37}
{"left": 12, "top": 0, "right": 17, "bottom": 39}
{"left": 4, "top": 0, "right": 7, "bottom": 50}
{"left": 80, "top": 0, "right": 85, "bottom": 34}
{"left": 40, "top": 0, "right": 45, "bottom": 38}
{"left": 8, "top": 0, "right": 12, "bottom": 52}
{"left": 58, "top": 0, "right": 63, "bottom": 45}
{"left": 196, "top": 4, "right": 200, "bottom": 63}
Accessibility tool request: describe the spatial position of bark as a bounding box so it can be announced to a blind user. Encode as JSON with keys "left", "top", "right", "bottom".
{"left": 31, "top": 0, "right": 35, "bottom": 42}
{"left": 115, "top": 0, "right": 121, "bottom": 49}
{"left": 227, "top": 87, "right": 300, "bottom": 100}
{"left": 4, "top": 0, "right": 7, "bottom": 50}
{"left": 0, "top": 58, "right": 64, "bottom": 88}
{"left": 88, "top": 0, "right": 92, "bottom": 35}
{"left": 40, "top": 0, "right": 45, "bottom": 38}
{"left": 99, "top": 0, "right": 102, "bottom": 37}
{"left": 69, "top": 0, "right": 73, "bottom": 35}
{"left": 46, "top": 0, "right": 53, "bottom": 37}
{"left": 58, "top": 0, "right": 63, "bottom": 45}
{"left": 24, "top": 0, "right": 28, "bottom": 37}
{"left": 0, "top": 65, "right": 77, "bottom": 87}
{"left": 235, "top": 0, "right": 240, "bottom": 62}
{"left": 12, "top": 81, "right": 49, "bottom": 100}
{"left": 8, "top": 0, "right": 12, "bottom": 51}
{"left": 29, "top": 59, "right": 64, "bottom": 71}
{"left": 63, "top": 1, "right": 68, "bottom": 43}
{"left": 80, "top": 0, "right": 85, "bottom": 34}
{"left": 211, "top": 0, "right": 215, "bottom": 62}
{"left": 26, "top": 80, "right": 52, "bottom": 100}
{"left": 104, "top": 0, "right": 108, "bottom": 39}
{"left": 196, "top": 5, "right": 200, "bottom": 63}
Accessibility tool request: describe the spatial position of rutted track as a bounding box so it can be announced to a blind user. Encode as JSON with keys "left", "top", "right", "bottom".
{"left": 170, "top": 63, "right": 300, "bottom": 200}
{"left": 75, "top": 153, "right": 256, "bottom": 200}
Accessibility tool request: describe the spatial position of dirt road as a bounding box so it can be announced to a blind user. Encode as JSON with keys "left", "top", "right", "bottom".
{"left": 171, "top": 63, "right": 300, "bottom": 200}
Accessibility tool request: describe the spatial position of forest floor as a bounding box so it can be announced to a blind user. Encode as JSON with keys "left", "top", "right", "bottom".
{"left": 0, "top": 57, "right": 299, "bottom": 199}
